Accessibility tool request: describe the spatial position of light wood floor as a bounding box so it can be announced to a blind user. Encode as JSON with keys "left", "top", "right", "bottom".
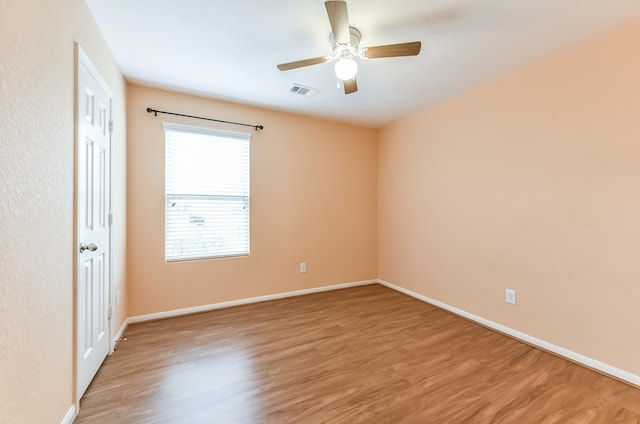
{"left": 76, "top": 284, "right": 640, "bottom": 424}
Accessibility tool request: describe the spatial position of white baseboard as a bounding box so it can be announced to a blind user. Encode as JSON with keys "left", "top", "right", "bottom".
{"left": 112, "top": 318, "right": 130, "bottom": 351}
{"left": 377, "top": 279, "right": 640, "bottom": 388}
{"left": 61, "top": 405, "right": 76, "bottom": 424}
{"left": 128, "top": 279, "right": 378, "bottom": 324}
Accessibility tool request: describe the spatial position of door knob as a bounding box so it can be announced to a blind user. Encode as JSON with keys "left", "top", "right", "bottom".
{"left": 79, "top": 243, "right": 98, "bottom": 253}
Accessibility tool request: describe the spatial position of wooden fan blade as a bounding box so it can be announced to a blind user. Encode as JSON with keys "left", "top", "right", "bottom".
{"left": 277, "top": 57, "right": 330, "bottom": 71}
{"left": 344, "top": 77, "right": 357, "bottom": 95}
{"left": 325, "top": 1, "right": 350, "bottom": 44}
{"left": 363, "top": 41, "right": 422, "bottom": 59}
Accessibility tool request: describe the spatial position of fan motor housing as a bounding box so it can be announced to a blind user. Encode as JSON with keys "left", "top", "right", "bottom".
{"left": 331, "top": 26, "right": 361, "bottom": 58}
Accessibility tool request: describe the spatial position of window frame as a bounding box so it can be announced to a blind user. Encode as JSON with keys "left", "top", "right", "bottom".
{"left": 163, "top": 122, "right": 251, "bottom": 262}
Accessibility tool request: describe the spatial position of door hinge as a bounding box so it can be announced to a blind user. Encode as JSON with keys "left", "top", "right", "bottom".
{"left": 109, "top": 120, "right": 114, "bottom": 133}
{"left": 108, "top": 213, "right": 113, "bottom": 226}
{"left": 108, "top": 305, "right": 113, "bottom": 320}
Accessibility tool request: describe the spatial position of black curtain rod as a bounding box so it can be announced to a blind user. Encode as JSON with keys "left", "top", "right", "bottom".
{"left": 146, "top": 107, "right": 264, "bottom": 131}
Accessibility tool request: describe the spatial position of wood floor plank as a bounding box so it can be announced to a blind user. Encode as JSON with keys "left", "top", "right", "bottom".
{"left": 75, "top": 285, "right": 640, "bottom": 423}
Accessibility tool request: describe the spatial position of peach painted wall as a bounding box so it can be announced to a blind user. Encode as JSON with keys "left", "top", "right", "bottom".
{"left": 378, "top": 17, "right": 640, "bottom": 376}
{"left": 0, "top": 0, "right": 127, "bottom": 422}
{"left": 127, "top": 84, "right": 377, "bottom": 316}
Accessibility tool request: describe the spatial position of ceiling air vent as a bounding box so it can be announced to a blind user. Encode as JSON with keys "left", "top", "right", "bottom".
{"left": 289, "top": 83, "right": 318, "bottom": 97}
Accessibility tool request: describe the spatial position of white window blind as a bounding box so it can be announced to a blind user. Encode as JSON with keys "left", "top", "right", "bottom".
{"left": 164, "top": 122, "right": 250, "bottom": 261}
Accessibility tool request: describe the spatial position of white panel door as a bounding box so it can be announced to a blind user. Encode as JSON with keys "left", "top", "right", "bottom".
{"left": 77, "top": 49, "right": 112, "bottom": 399}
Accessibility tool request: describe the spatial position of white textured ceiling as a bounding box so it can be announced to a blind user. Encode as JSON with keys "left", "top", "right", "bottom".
{"left": 85, "top": 0, "right": 640, "bottom": 128}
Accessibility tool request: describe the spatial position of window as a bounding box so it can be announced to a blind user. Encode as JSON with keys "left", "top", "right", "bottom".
{"left": 164, "top": 123, "right": 250, "bottom": 261}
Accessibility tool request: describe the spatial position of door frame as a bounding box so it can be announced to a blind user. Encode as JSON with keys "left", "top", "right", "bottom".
{"left": 74, "top": 43, "right": 115, "bottom": 404}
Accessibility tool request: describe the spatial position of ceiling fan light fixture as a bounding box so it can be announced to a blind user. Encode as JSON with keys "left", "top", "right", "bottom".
{"left": 334, "top": 57, "right": 358, "bottom": 80}
{"left": 276, "top": 1, "right": 421, "bottom": 95}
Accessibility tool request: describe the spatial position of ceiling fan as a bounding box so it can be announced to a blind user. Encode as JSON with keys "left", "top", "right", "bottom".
{"left": 277, "top": 1, "right": 422, "bottom": 95}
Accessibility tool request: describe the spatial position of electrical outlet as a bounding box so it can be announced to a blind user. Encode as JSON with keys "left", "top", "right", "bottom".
{"left": 505, "top": 289, "right": 516, "bottom": 305}
{"left": 115, "top": 290, "right": 121, "bottom": 307}
{"left": 299, "top": 262, "right": 307, "bottom": 273}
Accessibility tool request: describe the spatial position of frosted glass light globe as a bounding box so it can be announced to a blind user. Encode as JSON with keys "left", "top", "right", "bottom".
{"left": 334, "top": 58, "right": 358, "bottom": 80}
